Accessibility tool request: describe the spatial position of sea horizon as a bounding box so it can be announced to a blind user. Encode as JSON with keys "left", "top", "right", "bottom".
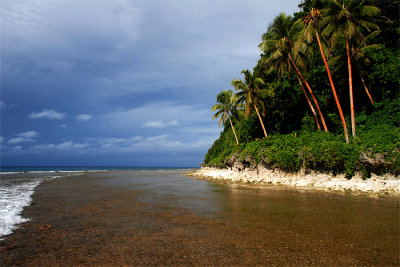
{"left": 0, "top": 165, "right": 199, "bottom": 173}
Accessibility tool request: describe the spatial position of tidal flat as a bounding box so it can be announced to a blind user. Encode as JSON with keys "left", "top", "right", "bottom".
{"left": 1, "top": 170, "right": 399, "bottom": 266}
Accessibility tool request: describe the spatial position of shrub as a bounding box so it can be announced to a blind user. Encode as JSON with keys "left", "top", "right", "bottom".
{"left": 204, "top": 99, "right": 399, "bottom": 177}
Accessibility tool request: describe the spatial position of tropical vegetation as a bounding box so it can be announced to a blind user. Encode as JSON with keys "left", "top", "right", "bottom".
{"left": 206, "top": 0, "right": 399, "bottom": 178}
{"left": 231, "top": 69, "right": 273, "bottom": 138}
{"left": 211, "top": 90, "right": 241, "bottom": 145}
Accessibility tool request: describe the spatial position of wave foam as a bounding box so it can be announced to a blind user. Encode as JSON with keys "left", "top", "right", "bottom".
{"left": 0, "top": 180, "right": 42, "bottom": 239}
{"left": 0, "top": 173, "right": 79, "bottom": 239}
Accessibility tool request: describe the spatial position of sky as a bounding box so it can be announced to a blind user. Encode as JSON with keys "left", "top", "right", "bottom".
{"left": 1, "top": 0, "right": 300, "bottom": 167}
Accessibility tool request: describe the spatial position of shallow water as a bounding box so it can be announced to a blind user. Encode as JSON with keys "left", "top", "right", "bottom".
{"left": 101, "top": 170, "right": 400, "bottom": 259}
{"left": 103, "top": 170, "right": 224, "bottom": 214}
{"left": 1, "top": 169, "right": 399, "bottom": 266}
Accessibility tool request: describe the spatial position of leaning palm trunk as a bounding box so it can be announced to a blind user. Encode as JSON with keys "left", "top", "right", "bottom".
{"left": 360, "top": 75, "right": 374, "bottom": 105}
{"left": 288, "top": 54, "right": 328, "bottom": 132}
{"left": 346, "top": 38, "right": 356, "bottom": 138}
{"left": 296, "top": 74, "right": 321, "bottom": 130}
{"left": 254, "top": 104, "right": 268, "bottom": 138}
{"left": 315, "top": 32, "right": 349, "bottom": 143}
{"left": 228, "top": 116, "right": 239, "bottom": 145}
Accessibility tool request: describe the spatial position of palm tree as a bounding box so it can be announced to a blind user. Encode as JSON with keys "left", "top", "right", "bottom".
{"left": 231, "top": 69, "right": 272, "bottom": 138}
{"left": 322, "top": 0, "right": 380, "bottom": 137}
{"left": 328, "top": 35, "right": 380, "bottom": 106}
{"left": 211, "top": 90, "right": 241, "bottom": 145}
{"left": 353, "top": 44, "right": 378, "bottom": 106}
{"left": 303, "top": 7, "right": 349, "bottom": 143}
{"left": 259, "top": 13, "right": 328, "bottom": 132}
{"left": 296, "top": 75, "right": 321, "bottom": 130}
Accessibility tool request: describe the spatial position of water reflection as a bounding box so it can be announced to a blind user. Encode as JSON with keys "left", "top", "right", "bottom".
{"left": 213, "top": 183, "right": 399, "bottom": 255}
{"left": 98, "top": 169, "right": 399, "bottom": 257}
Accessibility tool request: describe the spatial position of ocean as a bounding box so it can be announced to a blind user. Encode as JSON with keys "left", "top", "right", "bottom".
{"left": 0, "top": 166, "right": 194, "bottom": 239}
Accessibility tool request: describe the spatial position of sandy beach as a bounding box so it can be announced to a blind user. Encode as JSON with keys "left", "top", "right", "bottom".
{"left": 1, "top": 170, "right": 399, "bottom": 266}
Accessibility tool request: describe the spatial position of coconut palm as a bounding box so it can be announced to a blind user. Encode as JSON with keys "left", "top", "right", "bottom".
{"left": 231, "top": 69, "right": 273, "bottom": 138}
{"left": 352, "top": 44, "right": 378, "bottom": 106}
{"left": 303, "top": 7, "right": 349, "bottom": 142}
{"left": 211, "top": 90, "right": 241, "bottom": 145}
{"left": 259, "top": 12, "right": 327, "bottom": 132}
{"left": 322, "top": 0, "right": 380, "bottom": 137}
{"left": 296, "top": 75, "right": 321, "bottom": 131}
{"left": 328, "top": 34, "right": 380, "bottom": 106}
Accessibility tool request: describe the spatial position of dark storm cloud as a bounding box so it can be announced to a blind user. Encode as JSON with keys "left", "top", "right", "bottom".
{"left": 1, "top": 0, "right": 299, "bottom": 166}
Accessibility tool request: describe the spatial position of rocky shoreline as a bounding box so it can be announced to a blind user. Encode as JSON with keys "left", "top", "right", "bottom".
{"left": 189, "top": 167, "right": 400, "bottom": 197}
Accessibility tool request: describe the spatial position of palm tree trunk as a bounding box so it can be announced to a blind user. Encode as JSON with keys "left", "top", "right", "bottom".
{"left": 228, "top": 116, "right": 239, "bottom": 145}
{"left": 296, "top": 74, "right": 321, "bottom": 130}
{"left": 360, "top": 75, "right": 374, "bottom": 105}
{"left": 315, "top": 31, "right": 349, "bottom": 143}
{"left": 346, "top": 38, "right": 356, "bottom": 138}
{"left": 288, "top": 54, "right": 328, "bottom": 132}
{"left": 254, "top": 104, "right": 268, "bottom": 138}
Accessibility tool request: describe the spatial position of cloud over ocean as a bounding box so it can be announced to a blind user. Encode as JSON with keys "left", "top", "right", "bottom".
{"left": 0, "top": 0, "right": 298, "bottom": 166}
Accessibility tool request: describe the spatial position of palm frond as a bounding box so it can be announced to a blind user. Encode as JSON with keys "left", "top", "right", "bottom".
{"left": 364, "top": 30, "right": 380, "bottom": 44}
{"left": 327, "top": 54, "right": 345, "bottom": 69}
{"left": 231, "top": 79, "right": 246, "bottom": 90}
{"left": 211, "top": 104, "right": 224, "bottom": 112}
{"left": 289, "top": 19, "right": 304, "bottom": 40}
{"left": 359, "top": 20, "right": 380, "bottom": 33}
{"left": 360, "top": 43, "right": 381, "bottom": 54}
{"left": 346, "top": 21, "right": 357, "bottom": 39}
{"left": 231, "top": 92, "right": 243, "bottom": 105}
{"left": 254, "top": 78, "right": 265, "bottom": 86}
{"left": 303, "top": 23, "right": 315, "bottom": 43}
{"left": 218, "top": 112, "right": 227, "bottom": 127}
{"left": 212, "top": 109, "right": 224, "bottom": 120}
{"left": 338, "top": 8, "right": 347, "bottom": 20}
{"left": 360, "top": 5, "right": 380, "bottom": 17}
{"left": 321, "top": 21, "right": 335, "bottom": 38}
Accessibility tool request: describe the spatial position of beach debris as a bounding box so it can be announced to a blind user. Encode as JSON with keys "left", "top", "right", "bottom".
{"left": 38, "top": 224, "right": 52, "bottom": 231}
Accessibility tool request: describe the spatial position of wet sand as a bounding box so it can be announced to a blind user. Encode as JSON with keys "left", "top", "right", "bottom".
{"left": 1, "top": 170, "right": 399, "bottom": 266}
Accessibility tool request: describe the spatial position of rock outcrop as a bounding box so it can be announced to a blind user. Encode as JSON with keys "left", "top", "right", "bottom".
{"left": 189, "top": 166, "right": 400, "bottom": 197}
{"left": 194, "top": 149, "right": 399, "bottom": 197}
{"left": 210, "top": 149, "right": 398, "bottom": 178}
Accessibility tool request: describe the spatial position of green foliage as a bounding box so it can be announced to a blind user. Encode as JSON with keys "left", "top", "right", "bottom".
{"left": 301, "top": 115, "right": 317, "bottom": 131}
{"left": 204, "top": 99, "right": 400, "bottom": 177}
{"left": 368, "top": 48, "right": 400, "bottom": 101}
{"left": 203, "top": 115, "right": 264, "bottom": 167}
{"left": 301, "top": 136, "right": 359, "bottom": 178}
{"left": 235, "top": 115, "right": 264, "bottom": 143}
{"left": 357, "top": 122, "right": 400, "bottom": 174}
{"left": 266, "top": 76, "right": 304, "bottom": 133}
{"left": 203, "top": 127, "right": 236, "bottom": 167}
{"left": 261, "top": 135, "right": 302, "bottom": 172}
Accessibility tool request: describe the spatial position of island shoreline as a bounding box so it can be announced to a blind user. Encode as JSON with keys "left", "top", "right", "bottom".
{"left": 188, "top": 166, "right": 400, "bottom": 197}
